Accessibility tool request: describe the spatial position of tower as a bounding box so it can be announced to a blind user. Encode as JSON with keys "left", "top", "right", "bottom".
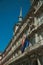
{"left": 13, "top": 7, "right": 23, "bottom": 35}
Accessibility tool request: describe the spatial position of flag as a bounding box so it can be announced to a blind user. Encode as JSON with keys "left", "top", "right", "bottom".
{"left": 21, "top": 34, "right": 26, "bottom": 46}
{"left": 21, "top": 37, "right": 30, "bottom": 53}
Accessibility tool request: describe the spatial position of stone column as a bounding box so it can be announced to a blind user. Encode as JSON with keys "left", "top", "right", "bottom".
{"left": 39, "top": 35, "right": 43, "bottom": 40}
{"left": 35, "top": 33, "right": 39, "bottom": 44}
{"left": 39, "top": 34, "right": 43, "bottom": 45}
{"left": 34, "top": 17, "right": 38, "bottom": 27}
{"left": 37, "top": 58, "right": 41, "bottom": 65}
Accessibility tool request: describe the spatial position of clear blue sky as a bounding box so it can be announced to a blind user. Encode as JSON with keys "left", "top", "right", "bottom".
{"left": 0, "top": 0, "right": 31, "bottom": 52}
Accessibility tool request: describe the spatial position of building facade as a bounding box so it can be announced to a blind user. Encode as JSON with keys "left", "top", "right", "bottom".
{"left": 0, "top": 0, "right": 43, "bottom": 65}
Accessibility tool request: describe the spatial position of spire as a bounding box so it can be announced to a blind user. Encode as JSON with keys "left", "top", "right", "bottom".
{"left": 19, "top": 7, "right": 23, "bottom": 22}
{"left": 19, "top": 7, "right": 22, "bottom": 17}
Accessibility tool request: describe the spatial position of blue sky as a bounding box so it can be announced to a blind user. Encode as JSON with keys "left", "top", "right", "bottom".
{"left": 0, "top": 0, "right": 31, "bottom": 52}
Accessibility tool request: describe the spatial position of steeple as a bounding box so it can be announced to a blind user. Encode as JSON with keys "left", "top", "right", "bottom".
{"left": 13, "top": 8, "right": 23, "bottom": 35}
{"left": 18, "top": 7, "right": 23, "bottom": 22}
